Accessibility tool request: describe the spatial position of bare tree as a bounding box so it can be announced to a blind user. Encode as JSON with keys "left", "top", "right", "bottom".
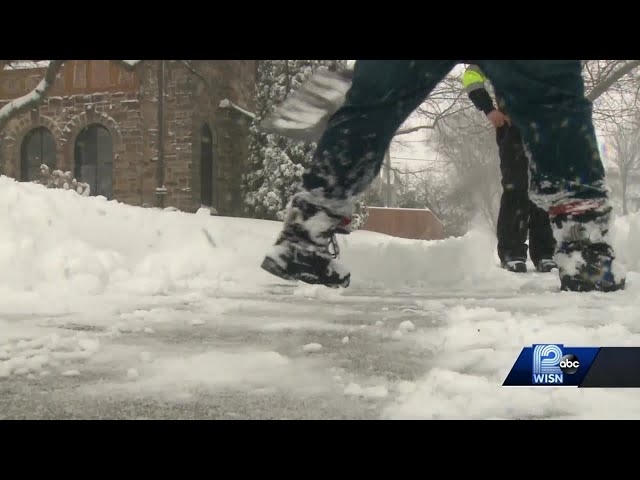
{"left": 410, "top": 167, "right": 471, "bottom": 237}
{"left": 386, "top": 108, "right": 502, "bottom": 236}
{"left": 583, "top": 60, "right": 640, "bottom": 128}
{"left": 393, "top": 71, "right": 473, "bottom": 140}
{"left": 607, "top": 118, "right": 640, "bottom": 214}
{"left": 390, "top": 61, "right": 640, "bottom": 142}
{"left": 387, "top": 60, "right": 640, "bottom": 234}
{"left": 428, "top": 109, "right": 502, "bottom": 230}
{"left": 584, "top": 60, "right": 640, "bottom": 102}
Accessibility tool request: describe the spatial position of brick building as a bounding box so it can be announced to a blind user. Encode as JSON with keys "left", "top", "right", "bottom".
{"left": 0, "top": 60, "right": 257, "bottom": 214}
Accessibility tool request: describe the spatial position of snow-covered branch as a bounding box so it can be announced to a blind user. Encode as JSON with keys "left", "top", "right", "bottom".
{"left": 586, "top": 60, "right": 640, "bottom": 102}
{"left": 395, "top": 123, "right": 438, "bottom": 136}
{"left": 219, "top": 99, "right": 256, "bottom": 119}
{"left": 0, "top": 60, "right": 65, "bottom": 132}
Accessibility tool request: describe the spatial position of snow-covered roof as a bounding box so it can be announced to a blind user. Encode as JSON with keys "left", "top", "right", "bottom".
{"left": 219, "top": 98, "right": 255, "bottom": 119}
{"left": 4, "top": 61, "right": 51, "bottom": 70}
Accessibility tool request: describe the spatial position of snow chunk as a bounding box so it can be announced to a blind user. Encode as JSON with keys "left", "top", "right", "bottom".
{"left": 344, "top": 383, "right": 389, "bottom": 398}
{"left": 398, "top": 320, "right": 416, "bottom": 332}
{"left": 302, "top": 343, "right": 323, "bottom": 353}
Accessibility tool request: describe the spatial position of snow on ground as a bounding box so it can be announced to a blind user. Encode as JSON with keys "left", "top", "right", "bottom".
{"left": 1, "top": 175, "right": 640, "bottom": 419}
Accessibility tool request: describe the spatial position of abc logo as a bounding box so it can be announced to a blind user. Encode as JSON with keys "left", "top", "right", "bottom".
{"left": 559, "top": 354, "right": 580, "bottom": 374}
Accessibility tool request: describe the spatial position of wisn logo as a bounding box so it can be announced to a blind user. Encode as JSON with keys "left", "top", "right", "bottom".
{"left": 532, "top": 344, "right": 580, "bottom": 385}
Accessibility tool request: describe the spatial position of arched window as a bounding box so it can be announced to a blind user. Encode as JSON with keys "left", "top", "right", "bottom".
{"left": 200, "top": 123, "right": 215, "bottom": 207}
{"left": 74, "top": 124, "right": 113, "bottom": 198}
{"left": 20, "top": 127, "right": 56, "bottom": 181}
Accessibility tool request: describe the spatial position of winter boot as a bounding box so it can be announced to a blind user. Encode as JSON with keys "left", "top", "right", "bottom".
{"left": 550, "top": 199, "right": 625, "bottom": 292}
{"left": 501, "top": 258, "right": 528, "bottom": 273}
{"left": 535, "top": 258, "right": 558, "bottom": 273}
{"left": 261, "top": 193, "right": 351, "bottom": 288}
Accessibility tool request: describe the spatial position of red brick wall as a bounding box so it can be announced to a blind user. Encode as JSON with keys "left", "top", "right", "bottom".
{"left": 0, "top": 60, "right": 257, "bottom": 214}
{"left": 360, "top": 207, "right": 446, "bottom": 241}
{"left": 0, "top": 61, "right": 138, "bottom": 100}
{"left": 0, "top": 91, "right": 144, "bottom": 203}
{"left": 137, "top": 60, "right": 256, "bottom": 213}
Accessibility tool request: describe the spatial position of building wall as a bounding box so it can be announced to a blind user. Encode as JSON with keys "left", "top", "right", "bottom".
{"left": 198, "top": 60, "right": 256, "bottom": 215}
{"left": 0, "top": 60, "right": 257, "bottom": 215}
{"left": 1, "top": 61, "right": 144, "bottom": 203}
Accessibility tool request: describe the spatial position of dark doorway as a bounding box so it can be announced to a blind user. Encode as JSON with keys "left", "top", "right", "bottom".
{"left": 74, "top": 124, "right": 113, "bottom": 198}
{"left": 21, "top": 127, "right": 56, "bottom": 181}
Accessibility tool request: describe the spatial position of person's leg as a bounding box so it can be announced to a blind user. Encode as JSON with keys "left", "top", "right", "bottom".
{"left": 528, "top": 199, "right": 557, "bottom": 271}
{"left": 301, "top": 60, "right": 457, "bottom": 202}
{"left": 496, "top": 123, "right": 530, "bottom": 273}
{"left": 479, "top": 60, "right": 624, "bottom": 291}
{"left": 262, "top": 60, "right": 458, "bottom": 287}
{"left": 504, "top": 123, "right": 557, "bottom": 272}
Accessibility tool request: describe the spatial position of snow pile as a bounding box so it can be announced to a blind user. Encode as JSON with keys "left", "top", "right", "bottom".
{"left": 383, "top": 368, "right": 640, "bottom": 420}
{"left": 610, "top": 211, "right": 640, "bottom": 273}
{"left": 382, "top": 294, "right": 640, "bottom": 419}
{"left": 1, "top": 175, "right": 637, "bottom": 302}
{"left": 2, "top": 177, "right": 640, "bottom": 419}
{"left": 0, "top": 176, "right": 280, "bottom": 299}
{"left": 340, "top": 227, "right": 500, "bottom": 289}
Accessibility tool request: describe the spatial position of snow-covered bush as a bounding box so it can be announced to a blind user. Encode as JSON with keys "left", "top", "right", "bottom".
{"left": 36, "top": 164, "right": 90, "bottom": 196}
